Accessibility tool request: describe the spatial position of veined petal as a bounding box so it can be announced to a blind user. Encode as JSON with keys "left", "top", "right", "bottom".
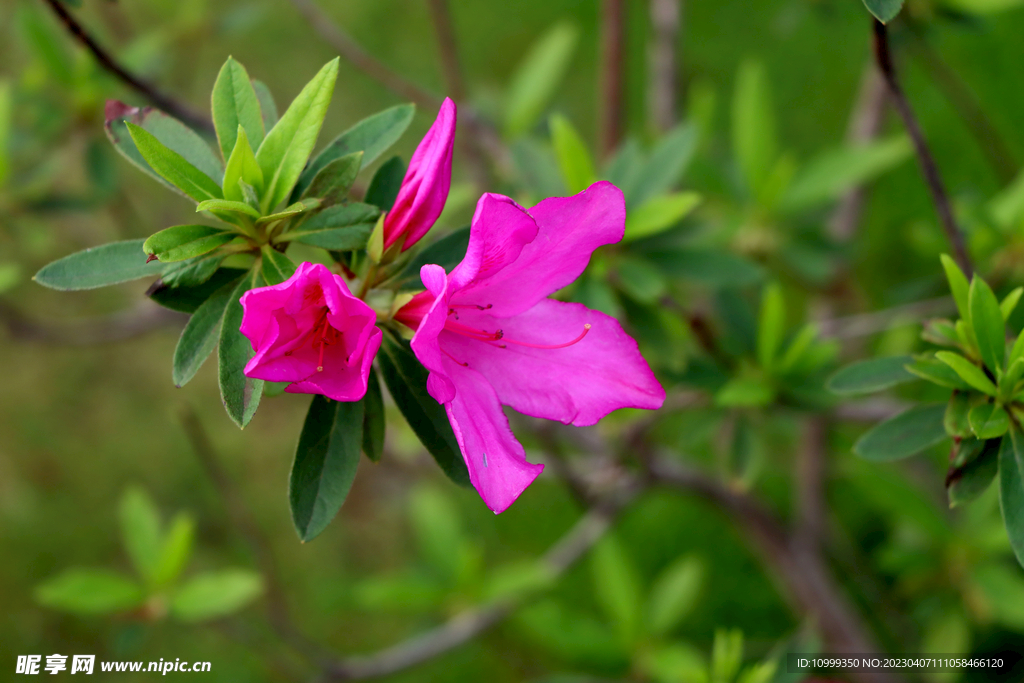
{"left": 240, "top": 261, "right": 319, "bottom": 347}
{"left": 448, "top": 193, "right": 538, "bottom": 292}
{"left": 408, "top": 264, "right": 457, "bottom": 403}
{"left": 440, "top": 359, "right": 544, "bottom": 513}
{"left": 440, "top": 299, "right": 665, "bottom": 425}
{"left": 459, "top": 181, "right": 625, "bottom": 317}
{"left": 286, "top": 326, "right": 382, "bottom": 401}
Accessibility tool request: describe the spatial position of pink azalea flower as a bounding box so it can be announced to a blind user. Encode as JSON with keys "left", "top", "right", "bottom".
{"left": 240, "top": 262, "right": 382, "bottom": 402}
{"left": 382, "top": 97, "right": 456, "bottom": 252}
{"left": 395, "top": 182, "right": 665, "bottom": 513}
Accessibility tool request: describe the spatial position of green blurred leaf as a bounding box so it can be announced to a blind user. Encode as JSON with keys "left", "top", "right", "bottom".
{"left": 35, "top": 569, "right": 143, "bottom": 615}
{"left": 362, "top": 368, "right": 385, "bottom": 462}
{"left": 353, "top": 573, "right": 445, "bottom": 612}
{"left": 969, "top": 403, "right": 1010, "bottom": 439}
{"left": 296, "top": 104, "right": 414, "bottom": 199}
{"left": 219, "top": 277, "right": 264, "bottom": 428}
{"left": 409, "top": 485, "right": 465, "bottom": 581}
{"left": 623, "top": 192, "right": 701, "bottom": 242}
{"left": 365, "top": 156, "right": 407, "bottom": 211}
{"left": 638, "top": 643, "right": 706, "bottom": 683}
{"left": 970, "top": 277, "right": 1005, "bottom": 372}
{"left": 504, "top": 22, "right": 579, "bottom": 138}
{"left": 252, "top": 79, "right": 279, "bottom": 131}
{"left": 119, "top": 487, "right": 163, "bottom": 585}
{"left": 172, "top": 275, "right": 241, "bottom": 387}
{"left": 646, "top": 556, "right": 704, "bottom": 637}
{"left": 482, "top": 562, "right": 555, "bottom": 602}
{"left": 170, "top": 570, "right": 263, "bottom": 622}
{"left": 18, "top": 3, "right": 73, "bottom": 85}
{"left": 0, "top": 263, "right": 21, "bottom": 294}
{"left": 826, "top": 355, "right": 916, "bottom": 396}
{"left": 616, "top": 256, "right": 667, "bottom": 303}
{"left": 945, "top": 391, "right": 972, "bottom": 438}
{"left": 732, "top": 60, "right": 777, "bottom": 196}
{"left": 757, "top": 283, "right": 785, "bottom": 370}
{"left": 0, "top": 80, "right": 10, "bottom": 188}
{"left": 143, "top": 225, "right": 235, "bottom": 263}
{"left": 301, "top": 151, "right": 363, "bottom": 206}
{"left": 590, "top": 535, "right": 643, "bottom": 644}
{"left": 1002, "top": 287, "right": 1023, "bottom": 321}
{"left": 949, "top": 438, "right": 999, "bottom": 507}
{"left": 256, "top": 58, "right": 339, "bottom": 211}
{"left": 853, "top": 404, "right": 947, "bottom": 461}
{"left": 863, "top": 0, "right": 905, "bottom": 22}
{"left": 515, "top": 600, "right": 628, "bottom": 667}
{"left": 645, "top": 248, "right": 764, "bottom": 287}
{"left": 973, "top": 561, "right": 1024, "bottom": 629}
{"left": 715, "top": 376, "right": 775, "bottom": 407}
{"left": 550, "top": 114, "right": 596, "bottom": 194}
{"left": 152, "top": 512, "right": 194, "bottom": 587}
{"left": 290, "top": 394, "right": 364, "bottom": 542}
{"left": 781, "top": 136, "right": 912, "bottom": 210}
{"left": 940, "top": 254, "right": 971, "bottom": 325}
{"left": 259, "top": 246, "right": 296, "bottom": 286}
{"left": 127, "top": 123, "right": 223, "bottom": 203}
{"left": 712, "top": 628, "right": 744, "bottom": 683}
{"left": 378, "top": 332, "right": 469, "bottom": 486}
{"left": 281, "top": 203, "right": 379, "bottom": 250}
{"left": 211, "top": 57, "right": 264, "bottom": 162}
{"left": 34, "top": 239, "right": 162, "bottom": 291}
{"left": 935, "top": 351, "right": 997, "bottom": 395}
{"left": 624, "top": 123, "right": 699, "bottom": 208}
{"left": 999, "top": 430, "right": 1024, "bottom": 569}
{"left": 222, "top": 127, "right": 264, "bottom": 203}
{"left": 905, "top": 355, "right": 972, "bottom": 390}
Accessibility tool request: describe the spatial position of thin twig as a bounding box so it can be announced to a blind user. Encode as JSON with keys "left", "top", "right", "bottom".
{"left": 817, "top": 296, "right": 953, "bottom": 339}
{"left": 41, "top": 0, "right": 212, "bottom": 132}
{"left": 0, "top": 299, "right": 186, "bottom": 345}
{"left": 599, "top": 0, "right": 626, "bottom": 158}
{"left": 648, "top": 0, "right": 681, "bottom": 133}
{"left": 794, "top": 416, "right": 828, "bottom": 553}
{"left": 872, "top": 19, "right": 971, "bottom": 275}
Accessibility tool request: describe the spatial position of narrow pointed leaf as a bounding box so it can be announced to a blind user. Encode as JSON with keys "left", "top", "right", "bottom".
{"left": 119, "top": 487, "right": 163, "bottom": 585}
{"left": 170, "top": 570, "right": 263, "bottom": 622}
{"left": 970, "top": 277, "right": 1006, "bottom": 372}
{"left": 732, "top": 60, "right": 777, "bottom": 195}
{"left": 969, "top": 403, "right": 1010, "bottom": 439}
{"left": 219, "top": 276, "right": 264, "bottom": 428}
{"left": 295, "top": 104, "right": 414, "bottom": 199}
{"left": 143, "top": 225, "right": 235, "bottom": 263}
{"left": 222, "top": 127, "right": 264, "bottom": 202}
{"left": 757, "top": 282, "right": 785, "bottom": 370}
{"left": 863, "top": 0, "right": 905, "bottom": 22}
{"left": 853, "top": 404, "right": 948, "bottom": 461}
{"left": 301, "top": 151, "right": 363, "bottom": 205}
{"left": 256, "top": 58, "right": 339, "bottom": 211}
{"left": 365, "top": 156, "right": 406, "bottom": 211}
{"left": 35, "top": 569, "right": 143, "bottom": 615}
{"left": 826, "top": 355, "right": 916, "bottom": 395}
{"left": 362, "top": 368, "right": 385, "bottom": 462}
{"left": 550, "top": 114, "right": 596, "bottom": 194}
{"left": 34, "top": 239, "right": 162, "bottom": 290}
{"left": 904, "top": 356, "right": 971, "bottom": 390}
{"left": 941, "top": 254, "right": 971, "bottom": 323}
{"left": 148, "top": 267, "right": 248, "bottom": 314}
{"left": 1002, "top": 287, "right": 1024, "bottom": 321}
{"left": 255, "top": 198, "right": 321, "bottom": 226}
{"left": 935, "top": 351, "right": 997, "bottom": 395}
{"left": 127, "top": 123, "right": 223, "bottom": 203}
{"left": 622, "top": 192, "right": 701, "bottom": 242}
{"left": 252, "top": 80, "right": 278, "bottom": 130}
{"left": 623, "top": 123, "right": 699, "bottom": 208}
{"left": 945, "top": 391, "right": 972, "bottom": 438}
{"left": 211, "top": 57, "right": 264, "bottom": 161}
{"left": 999, "top": 431, "right": 1024, "bottom": 568}
{"left": 173, "top": 276, "right": 240, "bottom": 387}
{"left": 259, "top": 246, "right": 296, "bottom": 286}
{"left": 378, "top": 331, "right": 469, "bottom": 486}
{"left": 278, "top": 203, "right": 379, "bottom": 250}
{"left": 504, "top": 22, "right": 579, "bottom": 138}
{"left": 195, "top": 198, "right": 261, "bottom": 219}
{"left": 152, "top": 513, "right": 194, "bottom": 587}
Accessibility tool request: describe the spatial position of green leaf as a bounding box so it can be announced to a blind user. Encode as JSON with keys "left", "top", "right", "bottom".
{"left": 290, "top": 395, "right": 365, "bottom": 542}
{"left": 255, "top": 198, "right": 321, "bottom": 226}
{"left": 616, "top": 256, "right": 667, "bottom": 304}
{"left": 211, "top": 57, "right": 265, "bottom": 162}
{"left": 219, "top": 276, "right": 264, "bottom": 427}
{"left": 0, "top": 80, "right": 11, "bottom": 188}
{"left": 940, "top": 254, "right": 971, "bottom": 324}
{"left": 781, "top": 136, "right": 912, "bottom": 210}
{"left": 119, "top": 487, "right": 163, "bottom": 585}
{"left": 377, "top": 331, "right": 469, "bottom": 486}
{"left": 732, "top": 60, "right": 777, "bottom": 195}
{"left": 300, "top": 151, "right": 363, "bottom": 205}
{"left": 970, "top": 277, "right": 1006, "bottom": 372}
{"left": 863, "top": 0, "right": 905, "bottom": 22}
{"left": 853, "top": 404, "right": 948, "bottom": 461}
{"left": 152, "top": 512, "right": 194, "bottom": 587}
{"left": 623, "top": 123, "right": 699, "bottom": 208}
{"left": 151, "top": 270, "right": 246, "bottom": 314}
{"left": 948, "top": 438, "right": 999, "bottom": 507}
{"left": 622, "top": 192, "right": 701, "bottom": 242}
{"left": 646, "top": 556, "right": 703, "bottom": 637}
{"left": 935, "top": 351, "right": 997, "bottom": 395}
{"left": 195, "top": 198, "right": 261, "bottom": 219}
{"left": 757, "top": 282, "right": 785, "bottom": 370}
{"left": 646, "top": 248, "right": 764, "bottom": 287}
{"left": 945, "top": 391, "right": 972, "bottom": 437}
{"left": 504, "top": 22, "right": 580, "bottom": 138}
{"left": 905, "top": 355, "right": 972, "bottom": 390}
{"left": 715, "top": 376, "right": 774, "bottom": 407}
{"left": 222, "top": 127, "right": 264, "bottom": 203}
{"left": 550, "top": 114, "right": 596, "bottom": 194}
{"left": 826, "top": 355, "right": 916, "bottom": 395}
{"left": 296, "top": 104, "right": 415, "bottom": 199}
{"left": 35, "top": 569, "right": 143, "bottom": 615}
{"left": 998, "top": 430, "right": 1024, "bottom": 569}
{"left": 362, "top": 368, "right": 385, "bottom": 462}
{"left": 922, "top": 319, "right": 961, "bottom": 347}
{"left": 396, "top": 227, "right": 471, "bottom": 290}
{"left": 1010, "top": 331, "right": 1024, "bottom": 369}
{"left": 365, "top": 156, "right": 407, "bottom": 211}
{"left": 127, "top": 123, "right": 223, "bottom": 203}
{"left": 34, "top": 239, "right": 162, "bottom": 291}
{"left": 170, "top": 570, "right": 263, "bottom": 622}
{"left": 1002, "top": 287, "right": 1024, "bottom": 320}
{"left": 256, "top": 58, "right": 339, "bottom": 211}
{"left": 259, "top": 246, "right": 296, "bottom": 286}
{"left": 172, "top": 275, "right": 240, "bottom": 387}
{"left": 409, "top": 485, "right": 465, "bottom": 581}
{"left": 279, "top": 203, "right": 379, "bottom": 250}
{"left": 712, "top": 629, "right": 745, "bottom": 683}
{"left": 1002, "top": 357, "right": 1024, "bottom": 400}
{"left": 591, "top": 535, "right": 643, "bottom": 644}
{"left": 778, "top": 323, "right": 819, "bottom": 373}
{"left": 252, "top": 79, "right": 278, "bottom": 130}
{"left": 969, "top": 403, "right": 1010, "bottom": 439}
{"left": 161, "top": 252, "right": 225, "bottom": 288}
{"left": 143, "top": 225, "right": 235, "bottom": 263}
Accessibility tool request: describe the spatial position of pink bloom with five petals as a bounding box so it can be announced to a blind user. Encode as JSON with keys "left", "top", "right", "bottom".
{"left": 240, "top": 262, "right": 382, "bottom": 402}
{"left": 395, "top": 181, "right": 665, "bottom": 513}
{"left": 383, "top": 97, "right": 457, "bottom": 252}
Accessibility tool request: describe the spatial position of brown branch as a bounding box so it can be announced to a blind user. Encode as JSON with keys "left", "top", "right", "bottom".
{"left": 599, "top": 0, "right": 627, "bottom": 158}
{"left": 647, "top": 0, "right": 681, "bottom": 133}
{"left": 41, "top": 0, "right": 212, "bottom": 132}
{"left": 0, "top": 299, "right": 186, "bottom": 345}
{"left": 872, "top": 19, "right": 971, "bottom": 275}
{"left": 794, "top": 416, "right": 828, "bottom": 553}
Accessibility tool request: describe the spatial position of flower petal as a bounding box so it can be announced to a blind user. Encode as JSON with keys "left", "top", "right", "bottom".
{"left": 408, "top": 264, "right": 457, "bottom": 403}
{"left": 285, "top": 326, "right": 382, "bottom": 401}
{"left": 448, "top": 193, "right": 538, "bottom": 292}
{"left": 459, "top": 181, "right": 625, "bottom": 317}
{"left": 440, "top": 359, "right": 544, "bottom": 513}
{"left": 440, "top": 299, "right": 665, "bottom": 425}
{"left": 239, "top": 261, "right": 319, "bottom": 349}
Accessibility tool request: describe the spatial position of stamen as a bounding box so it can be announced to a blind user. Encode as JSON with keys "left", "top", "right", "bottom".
{"left": 501, "top": 324, "right": 590, "bottom": 349}
{"left": 449, "top": 303, "right": 493, "bottom": 311}
{"left": 442, "top": 348, "right": 468, "bottom": 367}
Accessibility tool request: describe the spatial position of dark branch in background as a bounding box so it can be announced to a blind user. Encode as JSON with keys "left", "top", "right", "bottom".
{"left": 647, "top": 0, "right": 681, "bottom": 133}
{"left": 598, "top": 0, "right": 626, "bottom": 158}
{"left": 0, "top": 299, "right": 186, "bottom": 345}
{"left": 872, "top": 19, "right": 972, "bottom": 275}
{"left": 41, "top": 0, "right": 212, "bottom": 133}
{"left": 794, "top": 416, "right": 827, "bottom": 554}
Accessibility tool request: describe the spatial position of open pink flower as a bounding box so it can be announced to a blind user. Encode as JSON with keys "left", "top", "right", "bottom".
{"left": 382, "top": 97, "right": 456, "bottom": 252}
{"left": 395, "top": 182, "right": 665, "bottom": 513}
{"left": 240, "top": 262, "right": 382, "bottom": 402}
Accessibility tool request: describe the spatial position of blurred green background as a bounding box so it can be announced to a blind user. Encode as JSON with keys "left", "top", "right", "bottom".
{"left": 5, "top": 0, "right": 1024, "bottom": 681}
